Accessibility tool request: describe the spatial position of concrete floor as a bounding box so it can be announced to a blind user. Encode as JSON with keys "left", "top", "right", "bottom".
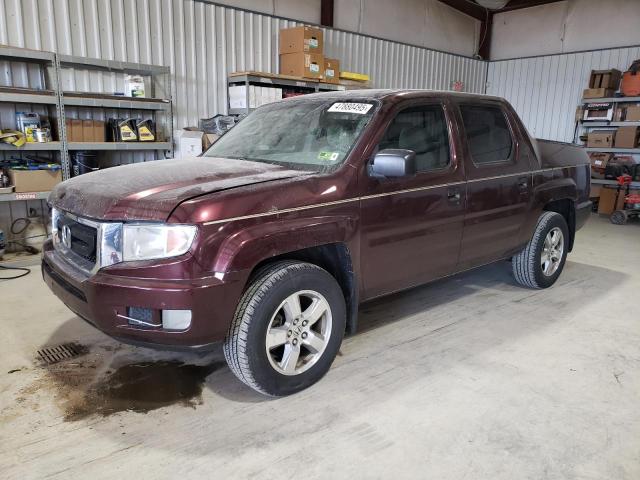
{"left": 1, "top": 214, "right": 639, "bottom": 479}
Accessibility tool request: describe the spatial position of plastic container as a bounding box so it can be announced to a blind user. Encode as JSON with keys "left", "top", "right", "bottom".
{"left": 621, "top": 71, "right": 640, "bottom": 97}
{"left": 71, "top": 152, "right": 99, "bottom": 176}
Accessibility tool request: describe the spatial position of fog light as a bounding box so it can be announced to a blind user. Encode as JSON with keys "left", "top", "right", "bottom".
{"left": 162, "top": 310, "right": 192, "bottom": 331}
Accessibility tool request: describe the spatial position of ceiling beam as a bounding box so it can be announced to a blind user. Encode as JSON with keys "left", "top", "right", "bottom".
{"left": 498, "top": 0, "right": 564, "bottom": 12}
{"left": 320, "top": 0, "right": 334, "bottom": 27}
{"left": 437, "top": 0, "right": 486, "bottom": 21}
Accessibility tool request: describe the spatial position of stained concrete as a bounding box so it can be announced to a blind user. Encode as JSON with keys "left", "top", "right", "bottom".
{"left": 1, "top": 214, "right": 639, "bottom": 479}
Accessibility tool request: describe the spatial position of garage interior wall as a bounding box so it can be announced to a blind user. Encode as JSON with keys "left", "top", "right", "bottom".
{"left": 487, "top": 0, "right": 640, "bottom": 143}
{"left": 487, "top": 45, "right": 640, "bottom": 143}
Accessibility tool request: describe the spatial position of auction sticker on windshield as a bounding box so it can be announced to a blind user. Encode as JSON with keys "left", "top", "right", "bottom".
{"left": 327, "top": 102, "right": 373, "bottom": 114}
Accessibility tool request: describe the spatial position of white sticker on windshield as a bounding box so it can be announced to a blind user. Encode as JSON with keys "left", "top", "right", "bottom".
{"left": 327, "top": 102, "right": 373, "bottom": 115}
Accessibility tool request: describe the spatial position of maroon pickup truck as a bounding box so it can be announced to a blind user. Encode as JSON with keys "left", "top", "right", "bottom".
{"left": 43, "top": 90, "right": 590, "bottom": 396}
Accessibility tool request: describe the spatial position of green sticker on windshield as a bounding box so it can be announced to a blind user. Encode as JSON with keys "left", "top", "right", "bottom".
{"left": 318, "top": 151, "right": 340, "bottom": 161}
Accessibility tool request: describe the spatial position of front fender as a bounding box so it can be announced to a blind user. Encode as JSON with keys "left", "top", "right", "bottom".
{"left": 210, "top": 215, "right": 358, "bottom": 273}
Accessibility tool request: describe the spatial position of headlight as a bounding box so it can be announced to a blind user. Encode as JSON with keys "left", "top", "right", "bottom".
{"left": 122, "top": 224, "right": 197, "bottom": 261}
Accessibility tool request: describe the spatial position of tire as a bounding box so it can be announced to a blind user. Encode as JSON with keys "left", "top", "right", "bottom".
{"left": 610, "top": 210, "right": 628, "bottom": 225}
{"left": 512, "top": 211, "right": 569, "bottom": 289}
{"left": 223, "top": 260, "right": 346, "bottom": 396}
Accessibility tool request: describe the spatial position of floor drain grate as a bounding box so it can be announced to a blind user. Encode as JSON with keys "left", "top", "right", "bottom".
{"left": 36, "top": 343, "right": 87, "bottom": 366}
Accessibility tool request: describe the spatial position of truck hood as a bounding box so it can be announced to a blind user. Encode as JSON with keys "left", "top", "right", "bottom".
{"left": 49, "top": 156, "right": 308, "bottom": 221}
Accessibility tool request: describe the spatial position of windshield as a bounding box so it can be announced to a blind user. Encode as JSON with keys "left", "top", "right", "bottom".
{"left": 204, "top": 98, "right": 378, "bottom": 172}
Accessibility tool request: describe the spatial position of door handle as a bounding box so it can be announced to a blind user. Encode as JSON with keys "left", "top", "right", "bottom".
{"left": 447, "top": 189, "right": 461, "bottom": 204}
{"left": 518, "top": 177, "right": 529, "bottom": 191}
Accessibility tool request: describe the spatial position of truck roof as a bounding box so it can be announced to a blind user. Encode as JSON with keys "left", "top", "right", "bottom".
{"left": 286, "top": 88, "right": 506, "bottom": 103}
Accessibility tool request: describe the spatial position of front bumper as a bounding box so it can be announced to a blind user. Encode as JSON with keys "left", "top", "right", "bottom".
{"left": 41, "top": 240, "right": 247, "bottom": 349}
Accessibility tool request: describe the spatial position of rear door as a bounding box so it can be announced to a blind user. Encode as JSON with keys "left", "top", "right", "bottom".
{"left": 454, "top": 101, "right": 533, "bottom": 270}
{"left": 359, "top": 100, "right": 466, "bottom": 299}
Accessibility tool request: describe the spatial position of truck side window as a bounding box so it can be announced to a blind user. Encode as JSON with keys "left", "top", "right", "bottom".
{"left": 459, "top": 105, "right": 513, "bottom": 165}
{"left": 378, "top": 105, "right": 450, "bottom": 172}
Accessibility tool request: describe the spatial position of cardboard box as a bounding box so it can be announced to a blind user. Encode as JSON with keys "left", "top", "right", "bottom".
{"left": 587, "top": 130, "right": 615, "bottom": 148}
{"left": 598, "top": 186, "right": 626, "bottom": 215}
{"left": 279, "top": 26, "right": 323, "bottom": 54}
{"left": 614, "top": 126, "right": 640, "bottom": 149}
{"left": 65, "top": 118, "right": 83, "bottom": 142}
{"left": 279, "top": 52, "right": 324, "bottom": 79}
{"left": 9, "top": 169, "right": 62, "bottom": 193}
{"left": 174, "top": 129, "right": 203, "bottom": 159}
{"left": 589, "top": 69, "right": 622, "bottom": 89}
{"left": 583, "top": 88, "right": 615, "bottom": 99}
{"left": 589, "top": 152, "right": 612, "bottom": 179}
{"left": 202, "top": 133, "right": 220, "bottom": 150}
{"left": 625, "top": 105, "right": 640, "bottom": 121}
{"left": 92, "top": 120, "right": 105, "bottom": 142}
{"left": 323, "top": 58, "right": 340, "bottom": 84}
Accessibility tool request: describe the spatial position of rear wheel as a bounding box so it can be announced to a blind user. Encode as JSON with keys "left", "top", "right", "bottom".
{"left": 512, "top": 211, "right": 569, "bottom": 289}
{"left": 223, "top": 261, "right": 346, "bottom": 396}
{"left": 610, "top": 210, "right": 628, "bottom": 225}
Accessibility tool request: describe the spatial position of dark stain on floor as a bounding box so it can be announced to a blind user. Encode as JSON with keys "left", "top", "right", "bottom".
{"left": 64, "top": 360, "right": 224, "bottom": 421}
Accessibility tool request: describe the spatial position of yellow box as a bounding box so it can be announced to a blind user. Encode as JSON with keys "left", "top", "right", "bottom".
{"left": 339, "top": 71, "right": 370, "bottom": 82}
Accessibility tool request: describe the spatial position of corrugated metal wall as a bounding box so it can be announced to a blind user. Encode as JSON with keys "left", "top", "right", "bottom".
{"left": 487, "top": 46, "right": 640, "bottom": 142}
{"left": 0, "top": 0, "right": 487, "bottom": 129}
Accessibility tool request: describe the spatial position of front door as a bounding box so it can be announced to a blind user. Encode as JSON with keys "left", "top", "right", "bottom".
{"left": 454, "top": 101, "right": 533, "bottom": 270}
{"left": 359, "top": 101, "right": 466, "bottom": 300}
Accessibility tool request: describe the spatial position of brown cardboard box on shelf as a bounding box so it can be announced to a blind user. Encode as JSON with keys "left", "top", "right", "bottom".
{"left": 597, "top": 186, "right": 626, "bottom": 215}
{"left": 81, "top": 120, "right": 94, "bottom": 141}
{"left": 65, "top": 118, "right": 83, "bottom": 142}
{"left": 279, "top": 26, "right": 323, "bottom": 54}
{"left": 323, "top": 58, "right": 340, "bottom": 84}
{"left": 279, "top": 52, "right": 324, "bottom": 79}
{"left": 583, "top": 88, "right": 616, "bottom": 99}
{"left": 587, "top": 130, "right": 615, "bottom": 148}
{"left": 589, "top": 152, "right": 612, "bottom": 179}
{"left": 625, "top": 105, "right": 640, "bottom": 121}
{"left": 8, "top": 169, "right": 62, "bottom": 193}
{"left": 589, "top": 69, "right": 622, "bottom": 89}
{"left": 614, "top": 126, "right": 640, "bottom": 149}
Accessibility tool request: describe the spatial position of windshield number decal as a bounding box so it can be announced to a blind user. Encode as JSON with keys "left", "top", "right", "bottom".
{"left": 327, "top": 102, "right": 373, "bottom": 115}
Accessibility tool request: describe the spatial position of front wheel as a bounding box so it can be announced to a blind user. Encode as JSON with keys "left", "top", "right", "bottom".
{"left": 512, "top": 211, "right": 569, "bottom": 289}
{"left": 223, "top": 261, "right": 346, "bottom": 396}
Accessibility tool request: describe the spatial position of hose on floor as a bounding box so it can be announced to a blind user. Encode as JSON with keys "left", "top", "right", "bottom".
{"left": 0, "top": 264, "right": 30, "bottom": 280}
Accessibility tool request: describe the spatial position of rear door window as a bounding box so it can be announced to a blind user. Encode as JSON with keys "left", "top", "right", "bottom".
{"left": 459, "top": 105, "right": 513, "bottom": 165}
{"left": 378, "top": 105, "right": 450, "bottom": 173}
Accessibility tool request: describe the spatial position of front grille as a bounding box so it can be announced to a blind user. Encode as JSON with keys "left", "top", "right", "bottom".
{"left": 57, "top": 215, "right": 98, "bottom": 264}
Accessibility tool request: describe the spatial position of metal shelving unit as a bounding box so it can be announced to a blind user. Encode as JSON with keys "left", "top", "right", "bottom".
{"left": 0, "top": 142, "right": 62, "bottom": 151}
{"left": 67, "top": 142, "right": 171, "bottom": 151}
{"left": 582, "top": 96, "right": 640, "bottom": 104}
{"left": 228, "top": 71, "right": 347, "bottom": 115}
{"left": 592, "top": 178, "right": 640, "bottom": 188}
{"left": 585, "top": 147, "right": 640, "bottom": 154}
{"left": 0, "top": 46, "right": 174, "bottom": 205}
{"left": 0, "top": 191, "right": 51, "bottom": 202}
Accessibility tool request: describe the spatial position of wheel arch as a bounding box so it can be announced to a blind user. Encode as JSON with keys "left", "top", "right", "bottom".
{"left": 249, "top": 243, "right": 359, "bottom": 336}
{"left": 543, "top": 198, "right": 576, "bottom": 251}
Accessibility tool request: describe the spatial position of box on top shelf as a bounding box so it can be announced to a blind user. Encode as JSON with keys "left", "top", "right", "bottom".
{"left": 587, "top": 130, "right": 615, "bottom": 148}
{"left": 279, "top": 52, "right": 324, "bottom": 80}
{"left": 589, "top": 69, "right": 622, "bottom": 90}
{"left": 323, "top": 58, "right": 340, "bottom": 84}
{"left": 279, "top": 26, "right": 323, "bottom": 54}
{"left": 614, "top": 126, "right": 640, "bottom": 149}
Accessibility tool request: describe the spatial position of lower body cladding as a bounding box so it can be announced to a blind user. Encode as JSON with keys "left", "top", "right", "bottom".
{"left": 41, "top": 240, "right": 247, "bottom": 350}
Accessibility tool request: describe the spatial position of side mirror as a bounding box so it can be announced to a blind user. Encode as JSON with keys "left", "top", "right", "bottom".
{"left": 369, "top": 149, "right": 417, "bottom": 178}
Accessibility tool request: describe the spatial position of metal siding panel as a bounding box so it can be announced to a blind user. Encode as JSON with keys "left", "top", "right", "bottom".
{"left": 488, "top": 45, "right": 640, "bottom": 142}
